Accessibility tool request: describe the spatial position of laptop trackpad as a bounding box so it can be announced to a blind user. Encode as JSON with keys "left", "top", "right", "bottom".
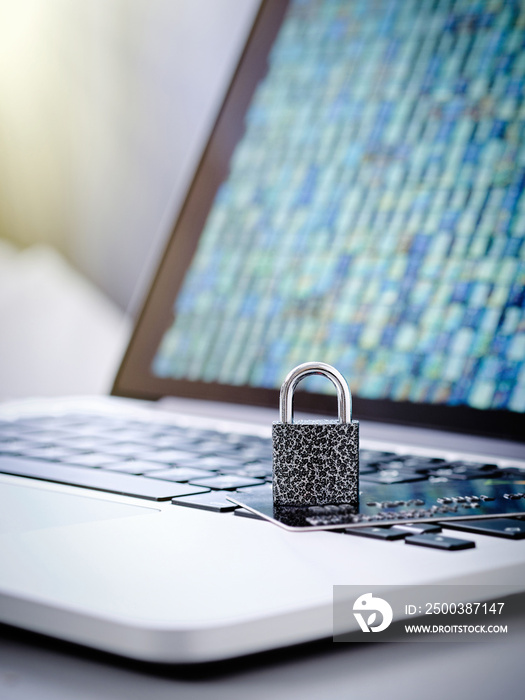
{"left": 0, "top": 481, "right": 157, "bottom": 535}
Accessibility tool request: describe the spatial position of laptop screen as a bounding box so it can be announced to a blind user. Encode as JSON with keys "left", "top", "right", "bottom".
{"left": 114, "top": 0, "right": 525, "bottom": 441}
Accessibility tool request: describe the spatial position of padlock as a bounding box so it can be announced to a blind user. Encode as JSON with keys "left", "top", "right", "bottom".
{"left": 272, "top": 362, "right": 359, "bottom": 507}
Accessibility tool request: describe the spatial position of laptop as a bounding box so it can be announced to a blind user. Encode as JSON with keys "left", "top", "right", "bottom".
{"left": 1, "top": 0, "right": 525, "bottom": 663}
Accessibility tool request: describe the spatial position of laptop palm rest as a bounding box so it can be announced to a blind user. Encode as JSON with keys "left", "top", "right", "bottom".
{"left": 0, "top": 481, "right": 156, "bottom": 535}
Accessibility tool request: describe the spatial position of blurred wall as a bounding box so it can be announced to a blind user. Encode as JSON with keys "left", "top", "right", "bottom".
{"left": 0, "top": 0, "right": 260, "bottom": 311}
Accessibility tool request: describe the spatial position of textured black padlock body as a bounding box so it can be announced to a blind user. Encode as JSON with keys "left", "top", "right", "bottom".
{"left": 272, "top": 421, "right": 359, "bottom": 506}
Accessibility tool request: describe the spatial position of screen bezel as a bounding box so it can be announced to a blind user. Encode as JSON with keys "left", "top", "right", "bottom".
{"left": 112, "top": 0, "right": 525, "bottom": 444}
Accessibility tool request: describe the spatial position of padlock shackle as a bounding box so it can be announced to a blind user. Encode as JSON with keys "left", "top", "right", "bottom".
{"left": 279, "top": 362, "right": 352, "bottom": 424}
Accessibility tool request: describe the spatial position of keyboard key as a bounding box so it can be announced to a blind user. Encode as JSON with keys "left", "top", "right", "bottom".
{"left": 441, "top": 518, "right": 525, "bottom": 540}
{"left": 0, "top": 441, "right": 42, "bottom": 455}
{"left": 104, "top": 461, "right": 170, "bottom": 474}
{"left": 171, "top": 491, "right": 239, "bottom": 512}
{"left": 146, "top": 467, "right": 216, "bottom": 481}
{"left": 196, "top": 456, "right": 247, "bottom": 470}
{"left": 150, "top": 436, "right": 201, "bottom": 450}
{"left": 405, "top": 533, "right": 475, "bottom": 550}
{"left": 205, "top": 463, "right": 255, "bottom": 474}
{"left": 60, "top": 453, "right": 122, "bottom": 468}
{"left": 54, "top": 436, "right": 116, "bottom": 451}
{"left": 238, "top": 445, "right": 273, "bottom": 462}
{"left": 344, "top": 526, "right": 408, "bottom": 541}
{"left": 180, "top": 428, "right": 221, "bottom": 442}
{"left": 233, "top": 464, "right": 272, "bottom": 478}
{"left": 223, "top": 434, "right": 254, "bottom": 448}
{"left": 189, "top": 475, "right": 265, "bottom": 490}
{"left": 97, "top": 442, "right": 154, "bottom": 457}
{"left": 396, "top": 457, "right": 446, "bottom": 472}
{"left": 194, "top": 441, "right": 244, "bottom": 456}
{"left": 391, "top": 523, "right": 442, "bottom": 535}
{"left": 0, "top": 428, "right": 32, "bottom": 441}
{"left": 135, "top": 450, "right": 198, "bottom": 465}
{"left": 93, "top": 428, "right": 162, "bottom": 442}
{"left": 0, "top": 456, "right": 210, "bottom": 501}
{"left": 20, "top": 447, "right": 87, "bottom": 461}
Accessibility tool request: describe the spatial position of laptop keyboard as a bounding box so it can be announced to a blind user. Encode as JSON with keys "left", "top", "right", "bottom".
{"left": 1, "top": 412, "right": 524, "bottom": 549}
{"left": 0, "top": 414, "right": 272, "bottom": 500}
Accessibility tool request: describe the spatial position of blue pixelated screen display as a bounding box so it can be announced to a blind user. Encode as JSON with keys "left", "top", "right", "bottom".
{"left": 152, "top": 0, "right": 525, "bottom": 414}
